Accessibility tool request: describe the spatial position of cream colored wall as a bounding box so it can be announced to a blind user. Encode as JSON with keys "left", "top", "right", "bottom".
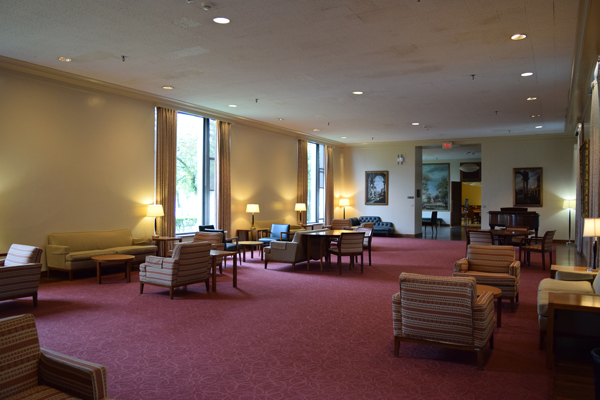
{"left": 481, "top": 138, "right": 577, "bottom": 240}
{"left": 0, "top": 69, "right": 156, "bottom": 260}
{"left": 340, "top": 144, "right": 419, "bottom": 235}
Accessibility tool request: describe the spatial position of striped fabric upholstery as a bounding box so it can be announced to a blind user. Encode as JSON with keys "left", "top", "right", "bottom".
{"left": 467, "top": 231, "right": 493, "bottom": 246}
{"left": 396, "top": 273, "right": 478, "bottom": 346}
{"left": 328, "top": 219, "right": 351, "bottom": 230}
{"left": 0, "top": 314, "right": 109, "bottom": 400}
{"left": 193, "top": 232, "right": 224, "bottom": 264}
{"left": 337, "top": 232, "right": 365, "bottom": 253}
{"left": 3, "top": 244, "right": 43, "bottom": 267}
{"left": 0, "top": 264, "right": 43, "bottom": 303}
{"left": 472, "top": 291, "right": 496, "bottom": 347}
{"left": 453, "top": 245, "right": 520, "bottom": 300}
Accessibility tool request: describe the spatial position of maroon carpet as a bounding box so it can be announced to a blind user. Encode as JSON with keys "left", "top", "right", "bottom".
{"left": 0, "top": 238, "right": 554, "bottom": 399}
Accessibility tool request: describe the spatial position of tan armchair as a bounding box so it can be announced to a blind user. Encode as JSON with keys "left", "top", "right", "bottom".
{"left": 0, "top": 314, "right": 111, "bottom": 400}
{"left": 393, "top": 273, "right": 495, "bottom": 370}
{"left": 264, "top": 229, "right": 327, "bottom": 270}
{"left": 453, "top": 244, "right": 520, "bottom": 308}
{"left": 140, "top": 241, "right": 212, "bottom": 299}
{"left": 327, "top": 232, "right": 365, "bottom": 275}
{"left": 193, "top": 231, "right": 226, "bottom": 272}
{"left": 0, "top": 244, "right": 43, "bottom": 307}
{"left": 324, "top": 219, "right": 351, "bottom": 230}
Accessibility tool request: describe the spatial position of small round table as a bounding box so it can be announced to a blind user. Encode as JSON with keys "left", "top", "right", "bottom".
{"left": 91, "top": 254, "right": 135, "bottom": 284}
{"left": 238, "top": 241, "right": 264, "bottom": 262}
{"left": 476, "top": 284, "right": 502, "bottom": 327}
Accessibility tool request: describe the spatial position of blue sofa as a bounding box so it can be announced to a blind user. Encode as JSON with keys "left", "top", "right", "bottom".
{"left": 349, "top": 216, "right": 395, "bottom": 237}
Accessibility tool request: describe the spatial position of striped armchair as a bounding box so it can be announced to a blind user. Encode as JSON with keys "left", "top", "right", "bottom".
{"left": 0, "top": 244, "right": 43, "bottom": 307}
{"left": 0, "top": 314, "right": 111, "bottom": 400}
{"left": 140, "top": 241, "right": 212, "bottom": 299}
{"left": 392, "top": 273, "right": 495, "bottom": 370}
{"left": 453, "top": 244, "right": 520, "bottom": 307}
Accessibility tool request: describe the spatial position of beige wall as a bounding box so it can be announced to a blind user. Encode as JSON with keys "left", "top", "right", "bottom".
{"left": 0, "top": 68, "right": 156, "bottom": 259}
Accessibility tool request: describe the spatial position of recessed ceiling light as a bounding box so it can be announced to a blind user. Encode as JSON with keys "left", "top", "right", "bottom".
{"left": 535, "top": 125, "right": 543, "bottom": 129}
{"left": 521, "top": 72, "right": 534, "bottom": 77}
{"left": 352, "top": 91, "right": 363, "bottom": 95}
{"left": 213, "top": 17, "right": 230, "bottom": 24}
{"left": 412, "top": 122, "right": 419, "bottom": 126}
{"left": 276, "top": 118, "right": 284, "bottom": 121}
{"left": 527, "top": 97, "right": 537, "bottom": 101}
{"left": 162, "top": 86, "right": 174, "bottom": 90}
{"left": 511, "top": 33, "right": 527, "bottom": 40}
{"left": 58, "top": 57, "right": 72, "bottom": 62}
{"left": 341, "top": 137, "right": 347, "bottom": 139}
{"left": 228, "top": 104, "right": 237, "bottom": 107}
{"left": 532, "top": 114, "right": 540, "bottom": 118}
{"left": 313, "top": 129, "right": 320, "bottom": 132}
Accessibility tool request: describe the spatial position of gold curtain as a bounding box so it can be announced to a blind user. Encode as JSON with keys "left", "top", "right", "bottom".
{"left": 324, "top": 145, "right": 334, "bottom": 225}
{"left": 297, "top": 140, "right": 308, "bottom": 224}
{"left": 217, "top": 121, "right": 232, "bottom": 234}
{"left": 156, "top": 107, "right": 177, "bottom": 237}
{"left": 583, "top": 76, "right": 599, "bottom": 267}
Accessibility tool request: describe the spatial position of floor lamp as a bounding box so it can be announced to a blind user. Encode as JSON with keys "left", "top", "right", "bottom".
{"left": 147, "top": 204, "right": 164, "bottom": 237}
{"left": 583, "top": 218, "right": 600, "bottom": 271}
{"left": 563, "top": 200, "right": 576, "bottom": 245}
{"left": 339, "top": 198, "right": 349, "bottom": 219}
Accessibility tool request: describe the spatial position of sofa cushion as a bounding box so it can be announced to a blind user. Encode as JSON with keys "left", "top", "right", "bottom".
{"left": 48, "top": 229, "right": 133, "bottom": 252}
{"left": 359, "top": 216, "right": 382, "bottom": 224}
{"left": 65, "top": 249, "right": 116, "bottom": 261}
{"left": 537, "top": 278, "right": 594, "bottom": 316}
{"left": 110, "top": 245, "right": 157, "bottom": 255}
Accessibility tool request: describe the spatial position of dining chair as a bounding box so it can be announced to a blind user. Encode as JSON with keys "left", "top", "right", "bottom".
{"left": 422, "top": 212, "right": 438, "bottom": 237}
{"left": 519, "top": 230, "right": 556, "bottom": 270}
{"left": 505, "top": 226, "right": 531, "bottom": 246}
{"left": 327, "top": 232, "right": 366, "bottom": 275}
{"left": 356, "top": 227, "right": 373, "bottom": 266}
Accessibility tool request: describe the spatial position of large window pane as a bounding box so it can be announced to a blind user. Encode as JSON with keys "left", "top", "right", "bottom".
{"left": 307, "top": 142, "right": 325, "bottom": 223}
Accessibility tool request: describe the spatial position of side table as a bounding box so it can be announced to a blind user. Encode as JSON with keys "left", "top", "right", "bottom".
{"left": 91, "top": 254, "right": 135, "bottom": 284}
{"left": 152, "top": 236, "right": 182, "bottom": 257}
{"left": 551, "top": 265, "right": 598, "bottom": 279}
{"left": 238, "top": 241, "right": 265, "bottom": 262}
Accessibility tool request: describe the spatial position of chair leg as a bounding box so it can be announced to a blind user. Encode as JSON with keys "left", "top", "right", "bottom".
{"left": 47, "top": 268, "right": 50, "bottom": 278}
{"left": 338, "top": 254, "right": 342, "bottom": 275}
{"left": 33, "top": 293, "right": 37, "bottom": 307}
{"left": 292, "top": 262, "right": 295, "bottom": 271}
{"left": 205, "top": 280, "right": 209, "bottom": 292}
{"left": 476, "top": 349, "right": 484, "bottom": 370}
{"left": 264, "top": 259, "right": 268, "bottom": 269}
{"left": 510, "top": 297, "right": 514, "bottom": 310}
{"left": 489, "top": 333, "right": 494, "bottom": 349}
{"left": 169, "top": 288, "right": 174, "bottom": 299}
{"left": 368, "top": 247, "right": 372, "bottom": 266}
{"left": 69, "top": 271, "right": 73, "bottom": 281}
{"left": 394, "top": 337, "right": 400, "bottom": 357}
{"left": 140, "top": 283, "right": 144, "bottom": 294}
{"left": 361, "top": 253, "right": 364, "bottom": 274}
{"left": 542, "top": 252, "right": 546, "bottom": 271}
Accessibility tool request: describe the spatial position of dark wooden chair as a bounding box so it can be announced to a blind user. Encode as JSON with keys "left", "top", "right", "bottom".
{"left": 422, "top": 211, "right": 438, "bottom": 237}
{"left": 519, "top": 230, "right": 556, "bottom": 270}
{"left": 505, "top": 226, "right": 530, "bottom": 246}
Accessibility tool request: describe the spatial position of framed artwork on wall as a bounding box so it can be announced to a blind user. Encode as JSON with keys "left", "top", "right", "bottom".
{"left": 365, "top": 171, "right": 388, "bottom": 205}
{"left": 513, "top": 167, "right": 543, "bottom": 207}
{"left": 422, "top": 163, "right": 449, "bottom": 211}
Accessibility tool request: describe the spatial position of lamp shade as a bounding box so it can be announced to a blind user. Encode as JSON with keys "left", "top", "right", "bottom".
{"left": 246, "top": 204, "right": 260, "bottom": 213}
{"left": 339, "top": 198, "right": 350, "bottom": 207}
{"left": 583, "top": 218, "right": 600, "bottom": 237}
{"left": 295, "top": 203, "right": 307, "bottom": 212}
{"left": 147, "top": 204, "right": 164, "bottom": 217}
{"left": 563, "top": 199, "right": 576, "bottom": 209}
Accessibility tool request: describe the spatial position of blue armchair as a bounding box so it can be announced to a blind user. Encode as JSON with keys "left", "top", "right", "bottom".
{"left": 258, "top": 224, "right": 291, "bottom": 245}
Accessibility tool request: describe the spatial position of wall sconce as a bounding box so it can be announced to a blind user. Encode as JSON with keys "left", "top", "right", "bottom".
{"left": 295, "top": 203, "right": 306, "bottom": 224}
{"left": 147, "top": 204, "right": 164, "bottom": 237}
{"left": 339, "top": 198, "right": 350, "bottom": 219}
{"left": 397, "top": 154, "right": 404, "bottom": 165}
{"left": 246, "top": 204, "right": 260, "bottom": 229}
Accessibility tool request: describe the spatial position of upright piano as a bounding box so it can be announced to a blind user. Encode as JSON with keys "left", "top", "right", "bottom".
{"left": 488, "top": 207, "right": 540, "bottom": 237}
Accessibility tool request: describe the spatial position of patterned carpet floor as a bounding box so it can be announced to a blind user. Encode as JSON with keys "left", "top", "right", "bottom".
{"left": 0, "top": 238, "right": 555, "bottom": 399}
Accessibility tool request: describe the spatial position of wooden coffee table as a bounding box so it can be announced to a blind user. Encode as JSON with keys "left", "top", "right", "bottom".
{"left": 210, "top": 249, "right": 239, "bottom": 291}
{"left": 91, "top": 254, "right": 135, "bottom": 284}
{"left": 476, "top": 284, "right": 502, "bottom": 327}
{"left": 238, "top": 241, "right": 264, "bottom": 262}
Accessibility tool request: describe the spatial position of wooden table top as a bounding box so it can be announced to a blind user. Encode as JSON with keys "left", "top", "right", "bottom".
{"left": 91, "top": 254, "right": 135, "bottom": 261}
{"left": 548, "top": 292, "right": 600, "bottom": 309}
{"left": 551, "top": 265, "right": 598, "bottom": 273}
{"left": 238, "top": 241, "right": 263, "bottom": 245}
{"left": 210, "top": 249, "right": 238, "bottom": 256}
{"left": 476, "top": 284, "right": 502, "bottom": 299}
{"left": 303, "top": 230, "right": 356, "bottom": 236}
{"left": 488, "top": 229, "right": 534, "bottom": 236}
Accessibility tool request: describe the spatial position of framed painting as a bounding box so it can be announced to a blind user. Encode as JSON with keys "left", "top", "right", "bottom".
{"left": 513, "top": 168, "right": 543, "bottom": 207}
{"left": 365, "top": 171, "right": 388, "bottom": 205}
{"left": 422, "top": 164, "right": 449, "bottom": 211}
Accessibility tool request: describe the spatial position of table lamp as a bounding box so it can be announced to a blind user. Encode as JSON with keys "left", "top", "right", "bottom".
{"left": 246, "top": 204, "right": 260, "bottom": 229}
{"left": 339, "top": 198, "right": 350, "bottom": 219}
{"left": 563, "top": 199, "right": 576, "bottom": 245}
{"left": 295, "top": 203, "right": 306, "bottom": 224}
{"left": 583, "top": 218, "right": 600, "bottom": 270}
{"left": 147, "top": 204, "right": 164, "bottom": 237}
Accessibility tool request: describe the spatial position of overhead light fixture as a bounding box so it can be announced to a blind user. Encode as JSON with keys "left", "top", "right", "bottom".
{"left": 276, "top": 118, "right": 284, "bottom": 121}
{"left": 412, "top": 122, "right": 419, "bottom": 126}
{"left": 213, "top": 17, "right": 230, "bottom": 24}
{"left": 341, "top": 136, "right": 347, "bottom": 139}
{"left": 228, "top": 104, "right": 237, "bottom": 107}
{"left": 162, "top": 86, "right": 174, "bottom": 90}
{"left": 459, "top": 163, "right": 480, "bottom": 173}
{"left": 527, "top": 97, "right": 537, "bottom": 101}
{"left": 521, "top": 72, "right": 534, "bottom": 77}
{"left": 535, "top": 126, "right": 543, "bottom": 129}
{"left": 511, "top": 33, "right": 527, "bottom": 40}
{"left": 352, "top": 91, "right": 363, "bottom": 95}
{"left": 532, "top": 114, "right": 540, "bottom": 118}
{"left": 58, "top": 57, "right": 72, "bottom": 62}
{"left": 200, "top": 2, "right": 211, "bottom": 10}
{"left": 313, "top": 129, "right": 320, "bottom": 132}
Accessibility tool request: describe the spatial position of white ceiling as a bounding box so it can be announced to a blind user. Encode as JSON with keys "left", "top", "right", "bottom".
{"left": 0, "top": 0, "right": 580, "bottom": 144}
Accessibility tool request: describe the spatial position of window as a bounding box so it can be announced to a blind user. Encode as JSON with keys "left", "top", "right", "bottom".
{"left": 307, "top": 142, "right": 325, "bottom": 223}
{"left": 174, "top": 112, "right": 217, "bottom": 234}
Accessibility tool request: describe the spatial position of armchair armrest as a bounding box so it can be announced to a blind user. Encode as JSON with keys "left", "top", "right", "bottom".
{"left": 472, "top": 291, "right": 495, "bottom": 347}
{"left": 225, "top": 236, "right": 238, "bottom": 243}
{"left": 133, "top": 237, "right": 152, "bottom": 245}
{"left": 454, "top": 258, "right": 468, "bottom": 273}
{"left": 39, "top": 348, "right": 108, "bottom": 400}
{"left": 508, "top": 261, "right": 520, "bottom": 277}
{"left": 47, "top": 245, "right": 71, "bottom": 255}
{"left": 392, "top": 292, "right": 402, "bottom": 336}
{"left": 46, "top": 245, "right": 71, "bottom": 269}
{"left": 279, "top": 232, "right": 291, "bottom": 241}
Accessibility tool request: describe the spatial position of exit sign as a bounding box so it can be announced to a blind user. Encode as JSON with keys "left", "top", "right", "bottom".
{"left": 443, "top": 142, "right": 453, "bottom": 149}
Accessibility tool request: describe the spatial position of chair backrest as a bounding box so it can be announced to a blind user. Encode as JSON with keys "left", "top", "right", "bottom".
{"left": 399, "top": 273, "right": 476, "bottom": 346}
{"left": 0, "top": 314, "right": 41, "bottom": 398}
{"left": 356, "top": 227, "right": 373, "bottom": 245}
{"left": 4, "top": 244, "right": 43, "bottom": 267}
{"left": 467, "top": 230, "right": 493, "bottom": 246}
{"left": 360, "top": 222, "right": 375, "bottom": 229}
{"left": 430, "top": 211, "right": 438, "bottom": 223}
{"left": 338, "top": 232, "right": 365, "bottom": 253}
{"left": 542, "top": 230, "right": 556, "bottom": 249}
{"left": 169, "top": 242, "right": 212, "bottom": 278}
{"left": 193, "top": 231, "right": 223, "bottom": 245}
{"left": 270, "top": 224, "right": 290, "bottom": 240}
{"left": 330, "top": 219, "right": 351, "bottom": 230}
{"left": 466, "top": 244, "right": 515, "bottom": 273}
{"left": 198, "top": 225, "right": 215, "bottom": 231}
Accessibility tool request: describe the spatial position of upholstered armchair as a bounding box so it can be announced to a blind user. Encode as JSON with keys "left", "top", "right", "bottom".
{"left": 264, "top": 229, "right": 328, "bottom": 270}
{"left": 324, "top": 219, "right": 351, "bottom": 230}
{"left": 140, "top": 241, "right": 212, "bottom": 299}
{"left": 0, "top": 244, "right": 43, "bottom": 307}
{"left": 193, "top": 231, "right": 226, "bottom": 272}
{"left": 199, "top": 225, "right": 240, "bottom": 263}
{"left": 0, "top": 314, "right": 111, "bottom": 400}
{"left": 453, "top": 245, "right": 520, "bottom": 308}
{"left": 327, "top": 232, "right": 365, "bottom": 275}
{"left": 393, "top": 273, "right": 495, "bottom": 370}
{"left": 258, "top": 224, "right": 291, "bottom": 246}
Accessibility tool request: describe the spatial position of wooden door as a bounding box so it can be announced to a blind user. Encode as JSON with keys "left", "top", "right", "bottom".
{"left": 450, "top": 181, "right": 462, "bottom": 226}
